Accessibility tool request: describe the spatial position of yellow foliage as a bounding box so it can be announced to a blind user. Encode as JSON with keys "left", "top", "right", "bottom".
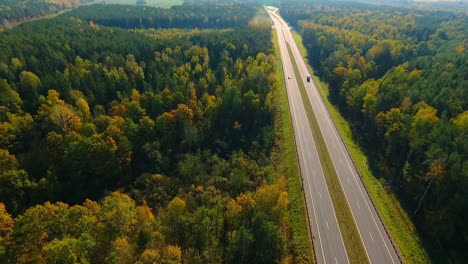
{"left": 109, "top": 104, "right": 127, "bottom": 117}
{"left": 131, "top": 89, "right": 141, "bottom": 102}
{"left": 46, "top": 89, "right": 65, "bottom": 106}
{"left": 413, "top": 102, "right": 439, "bottom": 123}
{"left": 164, "top": 245, "right": 182, "bottom": 263}
{"left": 235, "top": 193, "right": 256, "bottom": 212}
{"left": 226, "top": 199, "right": 242, "bottom": 228}
{"left": 255, "top": 184, "right": 281, "bottom": 213}
{"left": 167, "top": 197, "right": 187, "bottom": 217}
{"left": 76, "top": 98, "right": 91, "bottom": 118}
{"left": 10, "top": 58, "right": 23, "bottom": 71}
{"left": 425, "top": 159, "right": 446, "bottom": 184}
{"left": 110, "top": 237, "right": 135, "bottom": 264}
{"left": 0, "top": 202, "right": 14, "bottom": 236}
{"left": 453, "top": 111, "right": 468, "bottom": 130}
{"left": 52, "top": 105, "right": 82, "bottom": 133}
{"left": 139, "top": 249, "right": 160, "bottom": 263}
{"left": 136, "top": 203, "right": 155, "bottom": 223}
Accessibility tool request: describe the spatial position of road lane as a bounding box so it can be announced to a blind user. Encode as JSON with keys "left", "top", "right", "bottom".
{"left": 268, "top": 8, "right": 349, "bottom": 264}
{"left": 269, "top": 7, "right": 401, "bottom": 264}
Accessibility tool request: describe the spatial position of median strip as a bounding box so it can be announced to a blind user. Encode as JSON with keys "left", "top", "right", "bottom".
{"left": 286, "top": 42, "right": 369, "bottom": 264}
{"left": 291, "top": 31, "right": 429, "bottom": 264}
{"left": 272, "top": 30, "right": 315, "bottom": 263}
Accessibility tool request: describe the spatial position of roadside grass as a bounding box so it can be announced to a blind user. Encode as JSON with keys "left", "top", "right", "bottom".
{"left": 286, "top": 43, "right": 369, "bottom": 264}
{"left": 272, "top": 30, "right": 315, "bottom": 264}
{"left": 291, "top": 31, "right": 430, "bottom": 264}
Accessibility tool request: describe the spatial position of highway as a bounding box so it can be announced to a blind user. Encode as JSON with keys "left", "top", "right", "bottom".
{"left": 267, "top": 7, "right": 401, "bottom": 264}
{"left": 267, "top": 7, "right": 348, "bottom": 264}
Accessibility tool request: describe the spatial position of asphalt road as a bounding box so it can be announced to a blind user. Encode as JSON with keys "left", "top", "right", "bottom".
{"left": 267, "top": 7, "right": 401, "bottom": 264}
{"left": 268, "top": 7, "right": 348, "bottom": 264}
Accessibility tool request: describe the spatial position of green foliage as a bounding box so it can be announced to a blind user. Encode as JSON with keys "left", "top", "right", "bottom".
{"left": 65, "top": 2, "right": 260, "bottom": 29}
{"left": 0, "top": 12, "right": 274, "bottom": 207}
{"left": 44, "top": 235, "right": 95, "bottom": 264}
{"left": 227, "top": 226, "right": 254, "bottom": 264}
{"left": 0, "top": 2, "right": 304, "bottom": 262}
{"left": 2, "top": 182, "right": 293, "bottom": 263}
{"left": 283, "top": 0, "right": 467, "bottom": 262}
{"left": 0, "top": 0, "right": 94, "bottom": 28}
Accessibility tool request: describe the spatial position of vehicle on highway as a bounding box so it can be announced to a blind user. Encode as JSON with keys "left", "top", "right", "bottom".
{"left": 307, "top": 75, "right": 311, "bottom": 82}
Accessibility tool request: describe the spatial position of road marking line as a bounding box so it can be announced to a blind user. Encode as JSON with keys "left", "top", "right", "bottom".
{"left": 369, "top": 232, "right": 374, "bottom": 241}
{"left": 335, "top": 257, "right": 338, "bottom": 264}
{"left": 284, "top": 24, "right": 396, "bottom": 263}
{"left": 357, "top": 200, "right": 361, "bottom": 209}
{"left": 285, "top": 35, "right": 350, "bottom": 264}
{"left": 301, "top": 52, "right": 397, "bottom": 262}
{"left": 271, "top": 11, "right": 353, "bottom": 264}
{"left": 272, "top": 17, "right": 327, "bottom": 263}
{"left": 319, "top": 191, "right": 322, "bottom": 199}
{"left": 326, "top": 220, "right": 329, "bottom": 230}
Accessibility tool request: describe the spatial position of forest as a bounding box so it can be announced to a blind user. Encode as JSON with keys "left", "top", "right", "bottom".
{"left": 0, "top": 2, "right": 306, "bottom": 263}
{"left": 65, "top": 2, "right": 260, "bottom": 29}
{"left": 0, "top": 0, "right": 94, "bottom": 28}
{"left": 281, "top": 0, "right": 467, "bottom": 262}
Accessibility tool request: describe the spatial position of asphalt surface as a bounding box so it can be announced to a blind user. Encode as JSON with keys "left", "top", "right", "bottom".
{"left": 268, "top": 7, "right": 348, "bottom": 264}
{"left": 267, "top": 7, "right": 401, "bottom": 264}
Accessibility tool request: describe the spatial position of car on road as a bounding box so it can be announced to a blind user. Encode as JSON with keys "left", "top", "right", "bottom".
{"left": 307, "top": 75, "right": 311, "bottom": 82}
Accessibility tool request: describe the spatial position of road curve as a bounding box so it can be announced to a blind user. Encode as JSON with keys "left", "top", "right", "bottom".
{"left": 267, "top": 7, "right": 401, "bottom": 264}
{"left": 267, "top": 7, "right": 349, "bottom": 264}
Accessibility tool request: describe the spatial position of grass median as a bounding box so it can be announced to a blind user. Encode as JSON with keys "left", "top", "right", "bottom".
{"left": 272, "top": 30, "right": 315, "bottom": 263}
{"left": 286, "top": 42, "right": 369, "bottom": 264}
{"left": 291, "top": 31, "right": 430, "bottom": 264}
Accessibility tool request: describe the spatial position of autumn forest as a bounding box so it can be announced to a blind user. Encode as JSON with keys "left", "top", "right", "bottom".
{"left": 0, "top": 0, "right": 466, "bottom": 263}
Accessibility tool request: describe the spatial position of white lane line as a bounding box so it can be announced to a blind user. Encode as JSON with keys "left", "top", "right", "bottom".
{"left": 280, "top": 15, "right": 350, "bottom": 264}
{"left": 273, "top": 12, "right": 351, "bottom": 264}
{"left": 326, "top": 220, "right": 330, "bottom": 230}
{"left": 369, "top": 232, "right": 374, "bottom": 241}
{"left": 319, "top": 191, "right": 322, "bottom": 199}
{"left": 335, "top": 257, "right": 338, "bottom": 264}
{"left": 301, "top": 132, "right": 327, "bottom": 264}
{"left": 281, "top": 18, "right": 368, "bottom": 264}
{"left": 357, "top": 200, "right": 361, "bottom": 209}
{"left": 282, "top": 21, "right": 374, "bottom": 262}
{"left": 295, "top": 31, "right": 397, "bottom": 261}
{"left": 273, "top": 16, "right": 327, "bottom": 264}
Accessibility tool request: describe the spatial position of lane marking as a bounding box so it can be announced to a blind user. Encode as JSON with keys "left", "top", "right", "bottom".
{"left": 326, "top": 220, "right": 329, "bottom": 230}
{"left": 271, "top": 11, "right": 351, "bottom": 264}
{"left": 282, "top": 14, "right": 398, "bottom": 263}
{"left": 357, "top": 200, "right": 361, "bottom": 209}
{"left": 282, "top": 17, "right": 350, "bottom": 264}
{"left": 270, "top": 14, "right": 328, "bottom": 263}
{"left": 319, "top": 191, "right": 322, "bottom": 199}
{"left": 370, "top": 232, "right": 374, "bottom": 241}
{"left": 300, "top": 41, "right": 398, "bottom": 262}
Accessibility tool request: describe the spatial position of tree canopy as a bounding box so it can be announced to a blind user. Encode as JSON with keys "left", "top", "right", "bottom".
{"left": 0, "top": 3, "right": 303, "bottom": 263}
{"left": 282, "top": 0, "right": 467, "bottom": 261}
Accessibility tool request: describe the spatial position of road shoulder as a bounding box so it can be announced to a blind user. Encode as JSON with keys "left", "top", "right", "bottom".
{"left": 271, "top": 29, "right": 316, "bottom": 263}
{"left": 291, "top": 31, "right": 430, "bottom": 264}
